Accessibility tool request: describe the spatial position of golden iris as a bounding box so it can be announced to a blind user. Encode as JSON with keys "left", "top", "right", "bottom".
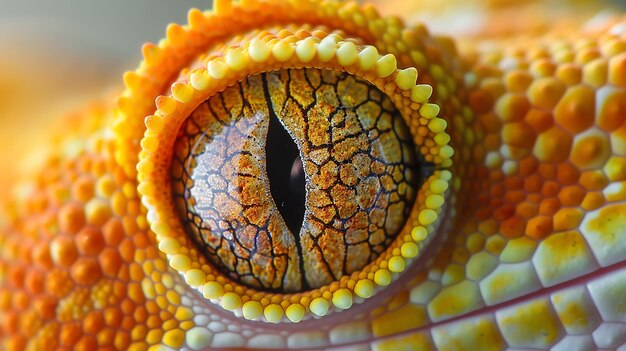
{"left": 172, "top": 68, "right": 424, "bottom": 292}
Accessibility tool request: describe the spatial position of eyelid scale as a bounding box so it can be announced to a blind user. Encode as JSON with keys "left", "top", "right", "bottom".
{"left": 1, "top": 1, "right": 626, "bottom": 350}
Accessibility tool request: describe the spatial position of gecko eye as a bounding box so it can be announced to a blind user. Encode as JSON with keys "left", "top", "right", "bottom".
{"left": 171, "top": 68, "right": 421, "bottom": 292}
{"left": 136, "top": 27, "right": 453, "bottom": 323}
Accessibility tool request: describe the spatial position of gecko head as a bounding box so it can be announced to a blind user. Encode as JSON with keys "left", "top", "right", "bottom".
{"left": 122, "top": 0, "right": 458, "bottom": 324}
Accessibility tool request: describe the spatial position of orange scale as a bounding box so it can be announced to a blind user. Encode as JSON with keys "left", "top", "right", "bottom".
{"left": 13, "top": 291, "right": 30, "bottom": 310}
{"left": 7, "top": 265, "right": 25, "bottom": 289}
{"left": 8, "top": 336, "right": 28, "bottom": 351}
{"left": 71, "top": 177, "right": 95, "bottom": 203}
{"left": 575, "top": 47, "right": 601, "bottom": 64}
{"left": 505, "top": 70, "right": 533, "bottom": 93}
{"left": 145, "top": 300, "right": 161, "bottom": 314}
{"left": 504, "top": 176, "right": 524, "bottom": 190}
{"left": 539, "top": 198, "right": 561, "bottom": 216}
{"left": 76, "top": 226, "right": 105, "bottom": 256}
{"left": 530, "top": 58, "right": 556, "bottom": 77}
{"left": 516, "top": 201, "right": 539, "bottom": 219}
{"left": 145, "top": 248, "right": 160, "bottom": 263}
{"left": 24, "top": 269, "right": 44, "bottom": 295}
{"left": 132, "top": 231, "right": 151, "bottom": 249}
{"left": 46, "top": 270, "right": 73, "bottom": 298}
{"left": 496, "top": 94, "right": 530, "bottom": 122}
{"left": 554, "top": 208, "right": 584, "bottom": 231}
{"left": 535, "top": 127, "right": 573, "bottom": 163}
{"left": 97, "top": 329, "right": 116, "bottom": 348}
{"left": 571, "top": 133, "right": 611, "bottom": 169}
{"left": 70, "top": 258, "right": 103, "bottom": 286}
{"left": 581, "top": 192, "right": 606, "bottom": 211}
{"left": 75, "top": 335, "right": 98, "bottom": 351}
{"left": 556, "top": 162, "right": 580, "bottom": 185}
{"left": 48, "top": 184, "right": 71, "bottom": 207}
{"left": 26, "top": 193, "right": 48, "bottom": 214}
{"left": 58, "top": 203, "right": 86, "bottom": 235}
{"left": 526, "top": 215, "right": 554, "bottom": 240}
{"left": 120, "top": 315, "right": 136, "bottom": 331}
{"left": 104, "top": 307, "right": 123, "bottom": 328}
{"left": 113, "top": 331, "right": 130, "bottom": 350}
{"left": 518, "top": 156, "right": 539, "bottom": 176}
{"left": 541, "top": 181, "right": 561, "bottom": 197}
{"left": 98, "top": 249, "right": 123, "bottom": 278}
{"left": 118, "top": 239, "right": 136, "bottom": 263}
{"left": 598, "top": 89, "right": 626, "bottom": 132}
{"left": 147, "top": 315, "right": 162, "bottom": 329}
{"left": 483, "top": 134, "right": 502, "bottom": 151}
{"left": 558, "top": 185, "right": 587, "bottom": 206}
{"left": 469, "top": 90, "right": 495, "bottom": 114}
{"left": 494, "top": 204, "right": 516, "bottom": 222}
{"left": 500, "top": 215, "right": 526, "bottom": 238}
{"left": 116, "top": 265, "right": 130, "bottom": 282}
{"left": 20, "top": 310, "right": 41, "bottom": 337}
{"left": 505, "top": 190, "right": 527, "bottom": 203}
{"left": 84, "top": 311, "right": 106, "bottom": 334}
{"left": 528, "top": 77, "right": 565, "bottom": 110}
{"left": 556, "top": 63, "right": 582, "bottom": 85}
{"left": 126, "top": 200, "right": 142, "bottom": 217}
{"left": 609, "top": 52, "right": 626, "bottom": 86}
{"left": 110, "top": 193, "right": 126, "bottom": 217}
{"left": 579, "top": 170, "right": 609, "bottom": 190}
{"left": 60, "top": 323, "right": 82, "bottom": 347}
{"left": 502, "top": 122, "right": 537, "bottom": 149}
{"left": 90, "top": 159, "right": 107, "bottom": 177}
{"left": 523, "top": 174, "right": 543, "bottom": 193}
{"left": 33, "top": 296, "right": 57, "bottom": 320}
{"left": 102, "top": 218, "right": 125, "bottom": 247}
{"left": 2, "top": 311, "right": 19, "bottom": 334}
{"left": 121, "top": 216, "right": 139, "bottom": 235}
{"left": 538, "top": 163, "right": 557, "bottom": 179}
{"left": 0, "top": 289, "right": 11, "bottom": 310}
{"left": 158, "top": 311, "right": 173, "bottom": 323}
{"left": 133, "top": 306, "right": 148, "bottom": 324}
{"left": 128, "top": 283, "right": 145, "bottom": 304}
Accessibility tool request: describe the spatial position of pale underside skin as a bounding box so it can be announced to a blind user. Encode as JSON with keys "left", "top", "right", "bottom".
{"left": 1, "top": 1, "right": 626, "bottom": 351}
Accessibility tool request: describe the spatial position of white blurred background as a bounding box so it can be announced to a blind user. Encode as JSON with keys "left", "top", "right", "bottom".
{"left": 0, "top": 1, "right": 212, "bottom": 195}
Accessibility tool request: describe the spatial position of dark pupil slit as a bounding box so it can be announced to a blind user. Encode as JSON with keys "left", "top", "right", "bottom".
{"left": 266, "top": 113, "right": 306, "bottom": 236}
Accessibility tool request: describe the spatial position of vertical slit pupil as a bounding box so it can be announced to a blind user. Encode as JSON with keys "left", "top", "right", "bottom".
{"left": 266, "top": 114, "right": 306, "bottom": 235}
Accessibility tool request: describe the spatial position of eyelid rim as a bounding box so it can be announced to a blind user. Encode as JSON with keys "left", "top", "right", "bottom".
{"left": 137, "top": 30, "right": 453, "bottom": 323}
{"left": 114, "top": 0, "right": 386, "bottom": 178}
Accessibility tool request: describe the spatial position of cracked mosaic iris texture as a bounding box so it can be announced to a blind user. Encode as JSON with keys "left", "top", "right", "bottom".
{"left": 173, "top": 69, "right": 420, "bottom": 292}
{"left": 1, "top": 0, "right": 626, "bottom": 350}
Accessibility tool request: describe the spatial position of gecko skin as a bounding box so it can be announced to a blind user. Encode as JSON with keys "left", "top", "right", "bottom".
{"left": 1, "top": 1, "right": 626, "bottom": 350}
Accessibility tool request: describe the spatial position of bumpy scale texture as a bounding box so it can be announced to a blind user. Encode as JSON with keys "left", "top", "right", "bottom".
{"left": 1, "top": 0, "right": 626, "bottom": 350}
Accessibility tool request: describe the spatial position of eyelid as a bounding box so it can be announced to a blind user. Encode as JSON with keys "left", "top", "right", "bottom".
{"left": 126, "top": 0, "right": 460, "bottom": 346}
{"left": 138, "top": 25, "right": 453, "bottom": 322}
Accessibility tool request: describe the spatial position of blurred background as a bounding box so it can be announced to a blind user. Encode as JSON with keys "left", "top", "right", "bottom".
{"left": 0, "top": 1, "right": 210, "bottom": 197}
{"left": 0, "top": 0, "right": 622, "bottom": 198}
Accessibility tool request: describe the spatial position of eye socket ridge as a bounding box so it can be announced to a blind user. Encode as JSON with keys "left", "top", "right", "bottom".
{"left": 137, "top": 30, "right": 453, "bottom": 323}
